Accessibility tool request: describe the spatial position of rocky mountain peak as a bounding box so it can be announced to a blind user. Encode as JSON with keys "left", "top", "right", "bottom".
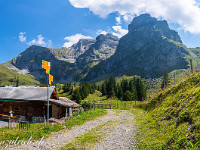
{"left": 72, "top": 38, "right": 96, "bottom": 55}
{"left": 85, "top": 14, "right": 190, "bottom": 81}
{"left": 94, "top": 33, "right": 119, "bottom": 50}
{"left": 128, "top": 13, "right": 182, "bottom": 43}
{"left": 128, "top": 14, "right": 157, "bottom": 31}
{"left": 96, "top": 33, "right": 119, "bottom": 41}
{"left": 76, "top": 33, "right": 119, "bottom": 71}
{"left": 16, "top": 45, "right": 50, "bottom": 59}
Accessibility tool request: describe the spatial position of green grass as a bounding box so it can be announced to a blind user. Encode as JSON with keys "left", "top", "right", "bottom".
{"left": 135, "top": 69, "right": 200, "bottom": 149}
{"left": 168, "top": 40, "right": 187, "bottom": 48}
{"left": 133, "top": 108, "right": 178, "bottom": 149}
{"left": 56, "top": 84, "right": 79, "bottom": 99}
{"left": 0, "top": 64, "right": 40, "bottom": 85}
{"left": 0, "top": 109, "right": 107, "bottom": 147}
{"left": 83, "top": 90, "right": 107, "bottom": 101}
{"left": 133, "top": 107, "right": 200, "bottom": 149}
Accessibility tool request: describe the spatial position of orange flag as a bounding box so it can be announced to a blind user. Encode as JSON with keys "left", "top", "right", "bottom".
{"left": 42, "top": 60, "right": 51, "bottom": 74}
{"left": 49, "top": 74, "right": 53, "bottom": 82}
{"left": 42, "top": 60, "right": 48, "bottom": 69}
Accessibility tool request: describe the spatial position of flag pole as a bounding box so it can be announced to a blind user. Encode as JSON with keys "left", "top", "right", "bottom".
{"left": 42, "top": 60, "right": 51, "bottom": 124}
{"left": 47, "top": 74, "right": 49, "bottom": 123}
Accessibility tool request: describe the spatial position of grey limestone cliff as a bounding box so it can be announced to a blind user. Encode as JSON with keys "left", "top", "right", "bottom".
{"left": 76, "top": 33, "right": 119, "bottom": 73}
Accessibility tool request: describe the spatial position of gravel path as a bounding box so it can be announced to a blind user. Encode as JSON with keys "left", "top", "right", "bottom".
{"left": 0, "top": 120, "right": 8, "bottom": 128}
{"left": 7, "top": 110, "right": 136, "bottom": 150}
{"left": 91, "top": 110, "right": 137, "bottom": 150}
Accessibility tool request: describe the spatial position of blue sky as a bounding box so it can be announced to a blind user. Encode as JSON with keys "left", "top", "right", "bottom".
{"left": 1, "top": 0, "right": 200, "bottom": 63}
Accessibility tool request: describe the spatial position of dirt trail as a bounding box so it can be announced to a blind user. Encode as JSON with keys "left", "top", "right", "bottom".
{"left": 92, "top": 110, "right": 137, "bottom": 150}
{"left": 8, "top": 110, "right": 136, "bottom": 150}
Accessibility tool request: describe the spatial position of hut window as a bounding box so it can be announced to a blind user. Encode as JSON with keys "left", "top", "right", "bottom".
{"left": 14, "top": 107, "right": 20, "bottom": 111}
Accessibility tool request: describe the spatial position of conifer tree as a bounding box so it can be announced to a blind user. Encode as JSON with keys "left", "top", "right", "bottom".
{"left": 129, "top": 81, "right": 137, "bottom": 100}
{"left": 101, "top": 83, "right": 107, "bottom": 96}
{"left": 124, "top": 90, "right": 133, "bottom": 101}
{"left": 115, "top": 84, "right": 119, "bottom": 98}
{"left": 136, "top": 78, "right": 146, "bottom": 101}
{"left": 124, "top": 79, "right": 129, "bottom": 92}
{"left": 161, "top": 70, "right": 170, "bottom": 89}
{"left": 76, "top": 90, "right": 82, "bottom": 104}
{"left": 106, "top": 76, "right": 116, "bottom": 97}
{"left": 118, "top": 86, "right": 123, "bottom": 99}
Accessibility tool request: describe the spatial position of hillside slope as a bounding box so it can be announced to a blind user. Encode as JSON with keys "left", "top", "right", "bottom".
{"left": 138, "top": 70, "right": 200, "bottom": 148}
{"left": 0, "top": 64, "right": 39, "bottom": 85}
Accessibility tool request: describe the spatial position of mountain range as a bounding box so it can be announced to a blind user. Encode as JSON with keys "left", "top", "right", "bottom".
{"left": 1, "top": 14, "right": 200, "bottom": 84}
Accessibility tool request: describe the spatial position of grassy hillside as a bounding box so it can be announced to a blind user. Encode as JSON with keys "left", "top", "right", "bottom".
{"left": 136, "top": 69, "right": 200, "bottom": 149}
{"left": 0, "top": 64, "right": 40, "bottom": 85}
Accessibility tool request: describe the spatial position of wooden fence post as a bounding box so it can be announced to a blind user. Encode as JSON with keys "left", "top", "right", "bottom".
{"left": 8, "top": 118, "right": 10, "bottom": 130}
{"left": 69, "top": 107, "right": 73, "bottom": 117}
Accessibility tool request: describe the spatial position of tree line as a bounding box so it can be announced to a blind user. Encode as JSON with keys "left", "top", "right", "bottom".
{"left": 58, "top": 76, "right": 146, "bottom": 103}
{"left": 100, "top": 76, "right": 146, "bottom": 101}
{"left": 62, "top": 82, "right": 96, "bottom": 104}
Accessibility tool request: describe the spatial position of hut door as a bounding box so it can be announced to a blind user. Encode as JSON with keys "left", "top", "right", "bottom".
{"left": 0, "top": 104, "right": 3, "bottom": 113}
{"left": 28, "top": 107, "right": 33, "bottom": 114}
{"left": 27, "top": 107, "right": 33, "bottom": 120}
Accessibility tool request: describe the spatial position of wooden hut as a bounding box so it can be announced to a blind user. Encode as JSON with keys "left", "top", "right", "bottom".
{"left": 0, "top": 86, "right": 74, "bottom": 122}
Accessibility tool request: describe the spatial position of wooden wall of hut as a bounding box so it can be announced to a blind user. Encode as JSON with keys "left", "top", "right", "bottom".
{"left": 0, "top": 101, "right": 45, "bottom": 121}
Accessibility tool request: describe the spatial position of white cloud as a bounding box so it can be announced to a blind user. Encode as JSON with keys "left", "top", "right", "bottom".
{"left": 115, "top": 16, "right": 121, "bottom": 25}
{"left": 123, "top": 14, "right": 133, "bottom": 22}
{"left": 69, "top": 0, "right": 200, "bottom": 33}
{"left": 63, "top": 34, "right": 93, "bottom": 47}
{"left": 96, "top": 26, "right": 128, "bottom": 38}
{"left": 112, "top": 26, "right": 128, "bottom": 38}
{"left": 19, "top": 32, "right": 52, "bottom": 47}
{"left": 19, "top": 32, "right": 26, "bottom": 43}
{"left": 27, "top": 35, "right": 47, "bottom": 47}
{"left": 37, "top": 35, "right": 46, "bottom": 46}
{"left": 96, "top": 29, "right": 107, "bottom": 35}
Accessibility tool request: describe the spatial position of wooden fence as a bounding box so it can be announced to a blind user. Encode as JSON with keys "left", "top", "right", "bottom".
{"left": 93, "top": 102, "right": 137, "bottom": 109}
{"left": 8, "top": 118, "right": 30, "bottom": 130}
{"left": 8, "top": 118, "right": 19, "bottom": 129}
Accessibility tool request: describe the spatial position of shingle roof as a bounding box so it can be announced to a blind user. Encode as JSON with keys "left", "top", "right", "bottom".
{"left": 0, "top": 86, "right": 55, "bottom": 101}
{"left": 50, "top": 99, "right": 73, "bottom": 107}
{"left": 59, "top": 97, "right": 80, "bottom": 107}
